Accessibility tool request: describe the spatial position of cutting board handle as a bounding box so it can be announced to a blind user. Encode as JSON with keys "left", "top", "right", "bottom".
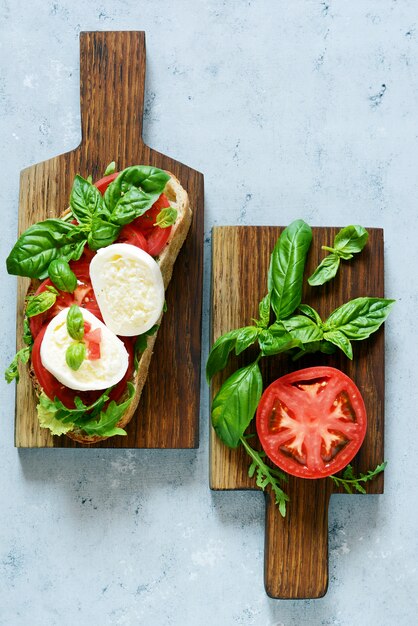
{"left": 264, "top": 479, "right": 332, "bottom": 598}
{"left": 79, "top": 31, "right": 146, "bottom": 161}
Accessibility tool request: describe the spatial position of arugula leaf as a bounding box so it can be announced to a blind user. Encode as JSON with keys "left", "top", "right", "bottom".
{"left": 23, "top": 318, "right": 33, "bottom": 346}
{"left": 330, "top": 462, "right": 386, "bottom": 494}
{"left": 155, "top": 207, "right": 177, "bottom": 228}
{"left": 25, "top": 289, "right": 57, "bottom": 317}
{"left": 66, "top": 305, "right": 85, "bottom": 340}
{"left": 48, "top": 258, "right": 77, "bottom": 293}
{"left": 307, "top": 253, "right": 340, "bottom": 286}
{"left": 6, "top": 219, "right": 84, "bottom": 279}
{"left": 40, "top": 389, "right": 110, "bottom": 425}
{"left": 268, "top": 220, "right": 312, "bottom": 320}
{"left": 80, "top": 382, "right": 135, "bottom": 437}
{"left": 241, "top": 436, "right": 289, "bottom": 517}
{"left": 323, "top": 297, "right": 395, "bottom": 340}
{"left": 134, "top": 324, "right": 159, "bottom": 371}
{"left": 235, "top": 326, "right": 260, "bottom": 355}
{"left": 87, "top": 217, "right": 121, "bottom": 250}
{"left": 323, "top": 330, "right": 353, "bottom": 359}
{"left": 5, "top": 346, "right": 31, "bottom": 383}
{"left": 211, "top": 360, "right": 263, "bottom": 448}
{"left": 206, "top": 329, "right": 242, "bottom": 383}
{"left": 70, "top": 175, "right": 107, "bottom": 223}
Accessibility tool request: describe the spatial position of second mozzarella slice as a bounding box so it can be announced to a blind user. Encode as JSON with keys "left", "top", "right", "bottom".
{"left": 90, "top": 243, "right": 165, "bottom": 336}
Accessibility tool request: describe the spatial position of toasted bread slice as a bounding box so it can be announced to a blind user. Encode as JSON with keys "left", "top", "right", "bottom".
{"left": 28, "top": 173, "right": 191, "bottom": 444}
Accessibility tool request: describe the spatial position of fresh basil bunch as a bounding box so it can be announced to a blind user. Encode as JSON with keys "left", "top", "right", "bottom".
{"left": 6, "top": 165, "right": 171, "bottom": 280}
{"left": 207, "top": 219, "right": 394, "bottom": 516}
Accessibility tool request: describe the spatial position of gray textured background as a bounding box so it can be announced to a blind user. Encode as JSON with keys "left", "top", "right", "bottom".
{"left": 1, "top": 1, "right": 417, "bottom": 625}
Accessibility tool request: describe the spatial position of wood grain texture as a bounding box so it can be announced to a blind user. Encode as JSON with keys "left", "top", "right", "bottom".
{"left": 14, "top": 31, "right": 204, "bottom": 449}
{"left": 210, "top": 226, "right": 385, "bottom": 598}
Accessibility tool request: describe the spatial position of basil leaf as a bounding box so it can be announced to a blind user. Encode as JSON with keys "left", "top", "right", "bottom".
{"left": 87, "top": 217, "right": 120, "bottom": 250}
{"left": 235, "top": 326, "right": 259, "bottom": 355}
{"left": 80, "top": 382, "right": 134, "bottom": 437}
{"left": 323, "top": 297, "right": 395, "bottom": 340}
{"left": 110, "top": 186, "right": 156, "bottom": 226}
{"left": 211, "top": 361, "right": 263, "bottom": 448}
{"left": 26, "top": 290, "right": 57, "bottom": 317}
{"left": 65, "top": 342, "right": 86, "bottom": 371}
{"left": 282, "top": 315, "right": 323, "bottom": 344}
{"left": 104, "top": 161, "right": 116, "bottom": 176}
{"left": 48, "top": 259, "right": 77, "bottom": 293}
{"left": 268, "top": 220, "right": 312, "bottom": 320}
{"left": 307, "top": 253, "right": 340, "bottom": 286}
{"left": 258, "top": 322, "right": 301, "bottom": 356}
{"left": 104, "top": 166, "right": 170, "bottom": 213}
{"left": 333, "top": 225, "right": 369, "bottom": 255}
{"left": 70, "top": 175, "right": 107, "bottom": 223}
{"left": 66, "top": 305, "right": 84, "bottom": 340}
{"left": 71, "top": 239, "right": 87, "bottom": 261}
{"left": 323, "top": 330, "right": 353, "bottom": 359}
{"left": 298, "top": 304, "right": 323, "bottom": 325}
{"left": 6, "top": 219, "right": 82, "bottom": 279}
{"left": 292, "top": 340, "right": 336, "bottom": 361}
{"left": 155, "top": 207, "right": 177, "bottom": 228}
{"left": 258, "top": 293, "right": 271, "bottom": 328}
{"left": 206, "top": 329, "right": 242, "bottom": 383}
{"left": 5, "top": 346, "right": 31, "bottom": 383}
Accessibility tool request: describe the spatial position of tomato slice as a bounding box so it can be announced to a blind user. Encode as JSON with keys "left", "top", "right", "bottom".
{"left": 256, "top": 366, "right": 367, "bottom": 479}
{"left": 146, "top": 225, "right": 172, "bottom": 256}
{"left": 94, "top": 172, "right": 119, "bottom": 194}
{"left": 117, "top": 224, "right": 149, "bottom": 252}
{"left": 32, "top": 325, "right": 134, "bottom": 409}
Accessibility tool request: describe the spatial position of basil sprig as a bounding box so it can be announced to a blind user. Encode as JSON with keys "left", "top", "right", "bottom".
{"left": 25, "top": 285, "right": 58, "bottom": 317}
{"left": 5, "top": 346, "right": 31, "bottom": 383}
{"left": 308, "top": 225, "right": 369, "bottom": 286}
{"left": 48, "top": 259, "right": 77, "bottom": 293}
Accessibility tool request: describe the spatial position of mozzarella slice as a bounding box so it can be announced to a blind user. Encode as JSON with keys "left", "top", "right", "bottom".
{"left": 89, "top": 243, "right": 165, "bottom": 336}
{"left": 40, "top": 308, "right": 129, "bottom": 391}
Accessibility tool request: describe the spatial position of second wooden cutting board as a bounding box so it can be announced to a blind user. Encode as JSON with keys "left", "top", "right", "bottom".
{"left": 210, "top": 225, "right": 385, "bottom": 599}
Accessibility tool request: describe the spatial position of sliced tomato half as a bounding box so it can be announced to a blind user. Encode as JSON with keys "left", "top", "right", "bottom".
{"left": 94, "top": 172, "right": 119, "bottom": 194}
{"left": 256, "top": 366, "right": 367, "bottom": 479}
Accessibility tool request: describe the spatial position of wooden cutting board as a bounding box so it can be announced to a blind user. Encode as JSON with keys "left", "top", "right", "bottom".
{"left": 14, "top": 31, "right": 204, "bottom": 449}
{"left": 210, "top": 226, "right": 385, "bottom": 599}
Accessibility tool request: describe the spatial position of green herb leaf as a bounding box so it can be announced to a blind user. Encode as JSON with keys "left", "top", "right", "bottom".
{"left": 298, "top": 304, "right": 323, "bottom": 325}
{"left": 5, "top": 346, "right": 31, "bottom": 383}
{"left": 282, "top": 315, "right": 323, "bottom": 344}
{"left": 323, "top": 330, "right": 353, "bottom": 359}
{"left": 154, "top": 207, "right": 177, "bottom": 228}
{"left": 134, "top": 324, "right": 159, "bottom": 371}
{"left": 330, "top": 461, "right": 386, "bottom": 494}
{"left": 37, "top": 396, "right": 74, "bottom": 435}
{"left": 258, "top": 322, "right": 301, "bottom": 356}
{"left": 323, "top": 297, "right": 395, "bottom": 340}
{"left": 25, "top": 290, "right": 57, "bottom": 317}
{"left": 104, "top": 165, "right": 170, "bottom": 213}
{"left": 268, "top": 220, "right": 312, "bottom": 320}
{"left": 206, "top": 329, "right": 241, "bottom": 383}
{"left": 235, "top": 326, "right": 259, "bottom": 355}
{"left": 241, "top": 436, "right": 289, "bottom": 516}
{"left": 333, "top": 225, "right": 369, "bottom": 255}
{"left": 291, "top": 340, "right": 336, "bottom": 361}
{"left": 80, "top": 382, "right": 135, "bottom": 437}
{"left": 87, "top": 217, "right": 121, "bottom": 250}
{"left": 65, "top": 342, "right": 86, "bottom": 371}
{"left": 110, "top": 186, "right": 156, "bottom": 226}
{"left": 6, "top": 219, "right": 83, "bottom": 279}
{"left": 39, "top": 389, "right": 110, "bottom": 425}
{"left": 70, "top": 175, "right": 107, "bottom": 223}
{"left": 211, "top": 361, "right": 263, "bottom": 448}
{"left": 48, "top": 258, "right": 77, "bottom": 293}
{"left": 307, "top": 253, "right": 340, "bottom": 286}
{"left": 66, "top": 305, "right": 85, "bottom": 340}
{"left": 258, "top": 293, "right": 271, "bottom": 328}
{"left": 104, "top": 161, "right": 116, "bottom": 176}
{"left": 23, "top": 318, "right": 33, "bottom": 346}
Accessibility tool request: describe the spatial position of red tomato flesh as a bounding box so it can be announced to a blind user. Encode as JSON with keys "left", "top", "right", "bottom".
{"left": 256, "top": 366, "right": 367, "bottom": 479}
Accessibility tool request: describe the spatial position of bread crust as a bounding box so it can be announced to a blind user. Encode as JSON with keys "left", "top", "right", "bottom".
{"left": 27, "top": 172, "right": 191, "bottom": 444}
